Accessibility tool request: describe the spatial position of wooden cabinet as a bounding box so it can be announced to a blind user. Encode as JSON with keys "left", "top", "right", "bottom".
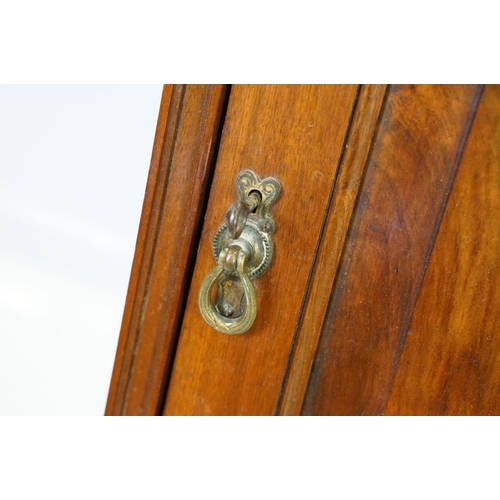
{"left": 106, "top": 84, "right": 500, "bottom": 416}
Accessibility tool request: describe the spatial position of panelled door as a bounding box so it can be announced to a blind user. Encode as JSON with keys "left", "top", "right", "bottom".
{"left": 106, "top": 84, "right": 500, "bottom": 416}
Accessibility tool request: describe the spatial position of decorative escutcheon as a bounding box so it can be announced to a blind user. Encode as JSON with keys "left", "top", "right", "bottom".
{"left": 198, "top": 169, "right": 282, "bottom": 334}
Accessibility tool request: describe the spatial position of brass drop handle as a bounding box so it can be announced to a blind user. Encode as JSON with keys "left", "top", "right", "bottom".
{"left": 198, "top": 170, "right": 282, "bottom": 334}
{"left": 199, "top": 246, "right": 258, "bottom": 334}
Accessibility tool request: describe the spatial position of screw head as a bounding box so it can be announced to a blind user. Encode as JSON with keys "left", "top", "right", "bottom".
{"left": 220, "top": 303, "right": 235, "bottom": 317}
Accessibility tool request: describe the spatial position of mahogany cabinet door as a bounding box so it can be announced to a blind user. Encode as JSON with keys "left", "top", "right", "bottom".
{"left": 107, "top": 84, "right": 500, "bottom": 416}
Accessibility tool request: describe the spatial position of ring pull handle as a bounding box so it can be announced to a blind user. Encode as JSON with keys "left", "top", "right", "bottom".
{"left": 198, "top": 170, "right": 282, "bottom": 335}
{"left": 198, "top": 247, "right": 258, "bottom": 335}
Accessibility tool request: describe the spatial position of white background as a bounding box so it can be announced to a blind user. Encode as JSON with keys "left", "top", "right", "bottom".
{"left": 0, "top": 85, "right": 163, "bottom": 415}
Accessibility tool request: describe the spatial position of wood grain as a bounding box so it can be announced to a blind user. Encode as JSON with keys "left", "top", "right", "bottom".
{"left": 277, "top": 84, "right": 388, "bottom": 415}
{"left": 105, "top": 84, "right": 229, "bottom": 415}
{"left": 163, "top": 85, "right": 359, "bottom": 415}
{"left": 301, "top": 85, "right": 483, "bottom": 415}
{"left": 384, "top": 84, "right": 500, "bottom": 415}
